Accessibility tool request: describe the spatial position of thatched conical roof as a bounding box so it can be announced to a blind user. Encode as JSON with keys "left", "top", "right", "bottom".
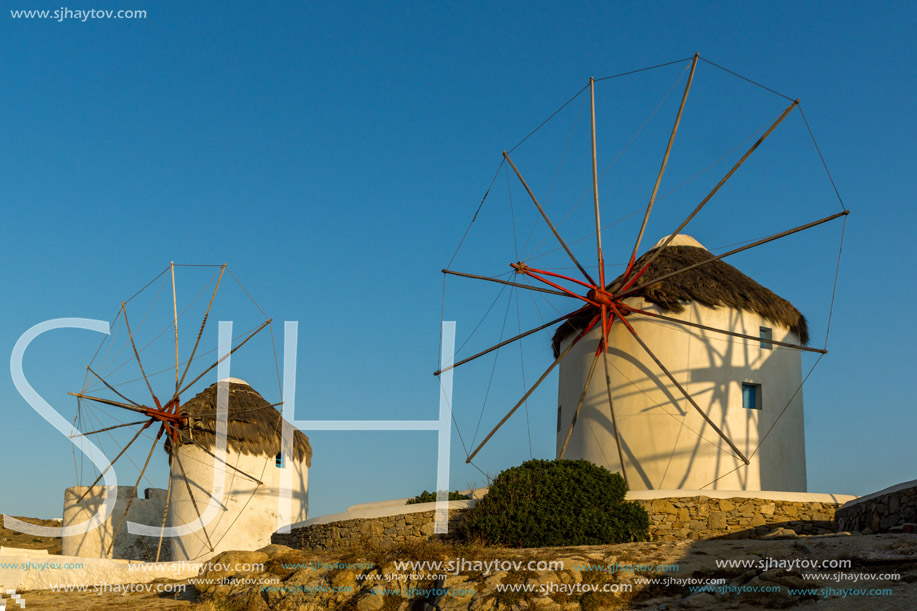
{"left": 551, "top": 237, "right": 808, "bottom": 357}
{"left": 170, "top": 380, "right": 312, "bottom": 465}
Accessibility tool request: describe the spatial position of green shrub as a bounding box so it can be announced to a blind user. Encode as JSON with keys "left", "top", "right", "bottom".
{"left": 463, "top": 459, "right": 649, "bottom": 547}
{"left": 406, "top": 490, "right": 469, "bottom": 504}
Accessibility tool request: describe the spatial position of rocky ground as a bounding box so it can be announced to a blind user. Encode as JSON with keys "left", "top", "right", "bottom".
{"left": 10, "top": 531, "right": 917, "bottom": 610}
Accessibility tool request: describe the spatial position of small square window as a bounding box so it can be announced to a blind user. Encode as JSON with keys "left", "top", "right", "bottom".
{"left": 275, "top": 452, "right": 284, "bottom": 468}
{"left": 760, "top": 327, "right": 773, "bottom": 350}
{"left": 742, "top": 383, "right": 762, "bottom": 410}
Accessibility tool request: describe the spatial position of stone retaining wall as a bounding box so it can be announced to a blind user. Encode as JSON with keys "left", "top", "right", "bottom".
{"left": 632, "top": 496, "right": 842, "bottom": 541}
{"left": 835, "top": 481, "right": 917, "bottom": 534}
{"left": 275, "top": 495, "right": 847, "bottom": 550}
{"left": 272, "top": 508, "right": 472, "bottom": 551}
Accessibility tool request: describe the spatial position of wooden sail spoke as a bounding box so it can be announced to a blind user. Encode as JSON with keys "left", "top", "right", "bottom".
{"left": 503, "top": 151, "right": 596, "bottom": 286}
{"left": 155, "top": 472, "right": 173, "bottom": 563}
{"left": 435, "top": 311, "right": 582, "bottom": 376}
{"left": 87, "top": 366, "right": 141, "bottom": 407}
{"left": 172, "top": 449, "right": 215, "bottom": 552}
{"left": 121, "top": 303, "right": 160, "bottom": 408}
{"left": 599, "top": 308, "right": 629, "bottom": 486}
{"left": 622, "top": 98, "right": 800, "bottom": 292}
{"left": 69, "top": 419, "right": 149, "bottom": 438}
{"left": 107, "top": 424, "right": 165, "bottom": 555}
{"left": 623, "top": 306, "right": 826, "bottom": 353}
{"left": 618, "top": 321, "right": 749, "bottom": 464}
{"left": 466, "top": 313, "right": 601, "bottom": 463}
{"left": 171, "top": 262, "right": 180, "bottom": 396}
{"left": 442, "top": 269, "right": 570, "bottom": 298}
{"left": 175, "top": 265, "right": 226, "bottom": 398}
{"left": 179, "top": 433, "right": 264, "bottom": 485}
{"left": 176, "top": 319, "right": 271, "bottom": 399}
{"left": 559, "top": 348, "right": 601, "bottom": 459}
{"left": 76, "top": 420, "right": 154, "bottom": 503}
{"left": 516, "top": 267, "right": 599, "bottom": 306}
{"left": 626, "top": 53, "right": 700, "bottom": 279}
{"left": 589, "top": 77, "right": 606, "bottom": 289}
{"left": 68, "top": 392, "right": 158, "bottom": 419}
{"left": 618, "top": 210, "right": 849, "bottom": 298}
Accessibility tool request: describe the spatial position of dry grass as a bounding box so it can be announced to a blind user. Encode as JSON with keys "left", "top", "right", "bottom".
{"left": 0, "top": 515, "right": 62, "bottom": 554}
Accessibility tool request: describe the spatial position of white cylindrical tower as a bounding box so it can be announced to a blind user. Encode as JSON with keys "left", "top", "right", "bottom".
{"left": 554, "top": 236, "right": 807, "bottom": 492}
{"left": 168, "top": 379, "right": 311, "bottom": 562}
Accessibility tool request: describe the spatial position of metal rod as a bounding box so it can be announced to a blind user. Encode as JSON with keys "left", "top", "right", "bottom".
{"left": 622, "top": 99, "right": 800, "bottom": 292}
{"left": 466, "top": 313, "right": 600, "bottom": 463}
{"left": 171, "top": 262, "right": 180, "bottom": 397}
{"left": 177, "top": 319, "right": 272, "bottom": 398}
{"left": 86, "top": 365, "right": 141, "bottom": 407}
{"left": 442, "top": 269, "right": 570, "bottom": 298}
{"left": 618, "top": 210, "right": 850, "bottom": 299}
{"left": 76, "top": 420, "right": 154, "bottom": 503}
{"left": 69, "top": 419, "right": 149, "bottom": 438}
{"left": 176, "top": 264, "right": 226, "bottom": 398}
{"left": 619, "top": 321, "right": 749, "bottom": 464}
{"left": 627, "top": 53, "right": 699, "bottom": 278}
{"left": 108, "top": 424, "right": 165, "bottom": 555}
{"left": 172, "top": 448, "right": 215, "bottom": 552}
{"left": 122, "top": 303, "right": 160, "bottom": 407}
{"left": 559, "top": 342, "right": 602, "bottom": 458}
{"left": 503, "top": 151, "right": 596, "bottom": 285}
{"left": 590, "top": 77, "right": 605, "bottom": 290}
{"left": 435, "top": 310, "right": 580, "bottom": 376}
{"left": 624, "top": 306, "right": 826, "bottom": 353}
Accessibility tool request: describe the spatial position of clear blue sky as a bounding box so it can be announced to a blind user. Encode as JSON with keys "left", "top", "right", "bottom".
{"left": 1, "top": 1, "right": 915, "bottom": 520}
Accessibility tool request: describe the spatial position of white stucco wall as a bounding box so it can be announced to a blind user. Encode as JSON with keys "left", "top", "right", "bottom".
{"left": 62, "top": 486, "right": 167, "bottom": 560}
{"left": 169, "top": 445, "right": 308, "bottom": 562}
{"left": 0, "top": 550, "right": 199, "bottom": 591}
{"left": 556, "top": 299, "right": 806, "bottom": 492}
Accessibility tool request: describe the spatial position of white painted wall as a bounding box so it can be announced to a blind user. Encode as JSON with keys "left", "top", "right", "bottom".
{"left": 169, "top": 445, "right": 308, "bottom": 562}
{"left": 0, "top": 550, "right": 199, "bottom": 591}
{"left": 62, "top": 486, "right": 167, "bottom": 560}
{"left": 555, "top": 298, "right": 806, "bottom": 492}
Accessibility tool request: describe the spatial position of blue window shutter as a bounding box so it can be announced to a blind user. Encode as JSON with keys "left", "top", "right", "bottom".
{"left": 742, "top": 384, "right": 759, "bottom": 410}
